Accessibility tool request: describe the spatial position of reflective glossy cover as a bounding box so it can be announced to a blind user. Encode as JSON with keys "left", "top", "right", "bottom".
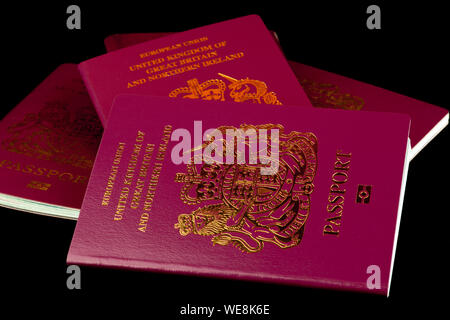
{"left": 79, "top": 15, "right": 312, "bottom": 125}
{"left": 289, "top": 61, "right": 448, "bottom": 159}
{"left": 0, "top": 64, "right": 102, "bottom": 217}
{"left": 104, "top": 32, "right": 448, "bottom": 160}
{"left": 68, "top": 94, "right": 410, "bottom": 295}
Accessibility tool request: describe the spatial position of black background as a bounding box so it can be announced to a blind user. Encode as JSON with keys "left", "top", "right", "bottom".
{"left": 1, "top": 1, "right": 448, "bottom": 316}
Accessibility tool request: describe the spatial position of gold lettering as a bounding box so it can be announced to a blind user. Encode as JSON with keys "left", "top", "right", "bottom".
{"left": 323, "top": 150, "right": 352, "bottom": 236}
{"left": 201, "top": 51, "right": 245, "bottom": 68}
{"left": 138, "top": 212, "right": 149, "bottom": 232}
{"left": 102, "top": 142, "right": 125, "bottom": 206}
{"left": 137, "top": 125, "right": 172, "bottom": 230}
{"left": 323, "top": 224, "right": 339, "bottom": 236}
{"left": 114, "top": 186, "right": 129, "bottom": 221}
{"left": 129, "top": 58, "right": 165, "bottom": 71}
{"left": 127, "top": 78, "right": 147, "bottom": 88}
{"left": 139, "top": 43, "right": 183, "bottom": 59}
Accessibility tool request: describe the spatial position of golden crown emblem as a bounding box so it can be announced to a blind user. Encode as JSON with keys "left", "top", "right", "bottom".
{"left": 174, "top": 124, "right": 318, "bottom": 253}
{"left": 299, "top": 78, "right": 365, "bottom": 111}
{"left": 169, "top": 73, "right": 282, "bottom": 105}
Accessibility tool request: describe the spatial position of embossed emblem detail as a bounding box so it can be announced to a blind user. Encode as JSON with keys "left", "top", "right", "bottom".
{"left": 1, "top": 102, "right": 102, "bottom": 169}
{"left": 169, "top": 73, "right": 282, "bottom": 105}
{"left": 299, "top": 78, "right": 365, "bottom": 111}
{"left": 174, "top": 124, "right": 318, "bottom": 253}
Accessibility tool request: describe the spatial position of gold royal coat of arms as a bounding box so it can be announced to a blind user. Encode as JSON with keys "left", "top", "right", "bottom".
{"left": 169, "top": 73, "right": 282, "bottom": 105}
{"left": 174, "top": 124, "right": 318, "bottom": 253}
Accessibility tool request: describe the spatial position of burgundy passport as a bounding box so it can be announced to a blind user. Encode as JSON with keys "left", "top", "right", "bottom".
{"left": 104, "top": 32, "right": 448, "bottom": 160}
{"left": 290, "top": 62, "right": 448, "bottom": 160}
{"left": 0, "top": 64, "right": 102, "bottom": 219}
{"left": 68, "top": 94, "right": 410, "bottom": 295}
{"left": 79, "top": 15, "right": 312, "bottom": 125}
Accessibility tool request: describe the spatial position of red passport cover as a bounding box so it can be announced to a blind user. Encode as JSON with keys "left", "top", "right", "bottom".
{"left": 68, "top": 94, "right": 410, "bottom": 295}
{"left": 104, "top": 32, "right": 448, "bottom": 159}
{"left": 0, "top": 64, "right": 102, "bottom": 218}
{"left": 79, "top": 15, "right": 312, "bottom": 125}
{"left": 289, "top": 62, "right": 448, "bottom": 160}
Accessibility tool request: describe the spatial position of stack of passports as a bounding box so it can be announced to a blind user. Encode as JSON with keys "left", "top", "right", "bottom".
{"left": 78, "top": 15, "right": 312, "bottom": 124}
{"left": 103, "top": 30, "right": 448, "bottom": 159}
{"left": 1, "top": 14, "right": 448, "bottom": 295}
{"left": 68, "top": 95, "right": 410, "bottom": 295}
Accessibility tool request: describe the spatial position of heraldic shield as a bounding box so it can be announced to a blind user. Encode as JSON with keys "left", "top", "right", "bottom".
{"left": 174, "top": 124, "right": 318, "bottom": 253}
